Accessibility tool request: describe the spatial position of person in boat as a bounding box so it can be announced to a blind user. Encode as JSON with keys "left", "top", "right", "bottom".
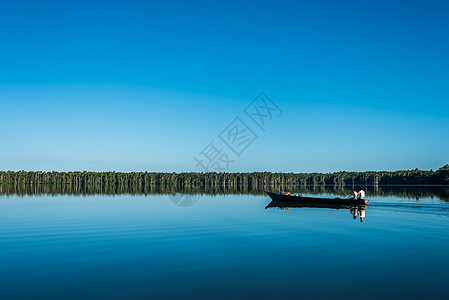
{"left": 357, "top": 189, "right": 366, "bottom": 199}
{"left": 281, "top": 190, "right": 291, "bottom": 196}
{"left": 348, "top": 189, "right": 358, "bottom": 199}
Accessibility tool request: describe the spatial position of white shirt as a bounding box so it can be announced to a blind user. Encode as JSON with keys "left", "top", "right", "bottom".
{"left": 358, "top": 190, "right": 365, "bottom": 199}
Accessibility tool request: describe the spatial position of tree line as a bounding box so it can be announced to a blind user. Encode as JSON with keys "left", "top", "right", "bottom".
{"left": 1, "top": 165, "right": 448, "bottom": 186}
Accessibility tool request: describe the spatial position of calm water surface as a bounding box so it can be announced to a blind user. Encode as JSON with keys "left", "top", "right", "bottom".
{"left": 1, "top": 187, "right": 449, "bottom": 299}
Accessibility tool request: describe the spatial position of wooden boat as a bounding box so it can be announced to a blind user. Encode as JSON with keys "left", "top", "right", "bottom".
{"left": 265, "top": 191, "right": 369, "bottom": 206}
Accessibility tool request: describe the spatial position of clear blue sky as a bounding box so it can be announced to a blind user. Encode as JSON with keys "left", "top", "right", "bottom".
{"left": 1, "top": 0, "right": 448, "bottom": 172}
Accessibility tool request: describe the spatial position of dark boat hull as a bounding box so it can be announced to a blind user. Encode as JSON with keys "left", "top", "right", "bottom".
{"left": 265, "top": 200, "right": 368, "bottom": 210}
{"left": 265, "top": 191, "right": 368, "bottom": 206}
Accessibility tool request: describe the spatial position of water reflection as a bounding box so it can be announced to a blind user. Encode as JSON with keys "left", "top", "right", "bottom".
{"left": 349, "top": 206, "right": 366, "bottom": 222}
{"left": 1, "top": 190, "right": 449, "bottom": 299}
{"left": 266, "top": 200, "right": 368, "bottom": 222}
{"left": 0, "top": 183, "right": 448, "bottom": 202}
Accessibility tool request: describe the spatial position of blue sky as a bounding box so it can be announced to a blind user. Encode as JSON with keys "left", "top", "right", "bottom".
{"left": 1, "top": 0, "right": 448, "bottom": 172}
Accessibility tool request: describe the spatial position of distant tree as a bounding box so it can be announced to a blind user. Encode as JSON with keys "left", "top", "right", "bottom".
{"left": 439, "top": 164, "right": 449, "bottom": 171}
{"left": 436, "top": 164, "right": 449, "bottom": 184}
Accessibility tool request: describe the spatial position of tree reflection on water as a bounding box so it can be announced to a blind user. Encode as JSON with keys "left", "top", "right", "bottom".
{"left": 0, "top": 183, "right": 448, "bottom": 202}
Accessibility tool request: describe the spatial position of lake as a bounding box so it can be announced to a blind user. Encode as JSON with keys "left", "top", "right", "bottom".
{"left": 1, "top": 185, "right": 449, "bottom": 299}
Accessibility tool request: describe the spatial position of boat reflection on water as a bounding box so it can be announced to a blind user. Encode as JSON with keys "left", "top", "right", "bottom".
{"left": 265, "top": 200, "right": 368, "bottom": 222}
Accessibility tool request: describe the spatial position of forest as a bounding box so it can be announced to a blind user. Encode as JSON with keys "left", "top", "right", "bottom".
{"left": 1, "top": 165, "right": 448, "bottom": 187}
